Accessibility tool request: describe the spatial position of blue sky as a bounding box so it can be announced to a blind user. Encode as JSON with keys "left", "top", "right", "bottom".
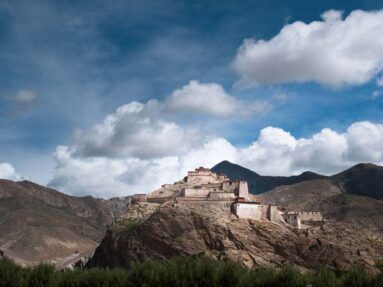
{"left": 1, "top": 0, "right": 383, "bottom": 197}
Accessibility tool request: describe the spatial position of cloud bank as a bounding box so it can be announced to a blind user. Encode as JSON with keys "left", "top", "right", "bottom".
{"left": 0, "top": 162, "right": 23, "bottom": 181}
{"left": 49, "top": 96, "right": 383, "bottom": 198}
{"left": 233, "top": 9, "right": 383, "bottom": 88}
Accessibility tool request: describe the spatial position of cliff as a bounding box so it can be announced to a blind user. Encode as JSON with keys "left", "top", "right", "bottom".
{"left": 89, "top": 202, "right": 383, "bottom": 272}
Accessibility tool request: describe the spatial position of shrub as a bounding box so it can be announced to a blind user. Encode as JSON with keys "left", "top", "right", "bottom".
{"left": 1, "top": 255, "right": 382, "bottom": 287}
{"left": 26, "top": 263, "right": 58, "bottom": 287}
{"left": 0, "top": 258, "right": 26, "bottom": 287}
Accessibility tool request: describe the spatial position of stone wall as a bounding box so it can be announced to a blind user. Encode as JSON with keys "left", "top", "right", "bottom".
{"left": 183, "top": 188, "right": 210, "bottom": 197}
{"left": 132, "top": 194, "right": 147, "bottom": 203}
{"left": 222, "top": 181, "right": 238, "bottom": 193}
{"left": 283, "top": 214, "right": 302, "bottom": 229}
{"left": 298, "top": 211, "right": 323, "bottom": 222}
{"left": 208, "top": 192, "right": 235, "bottom": 200}
{"left": 233, "top": 203, "right": 262, "bottom": 220}
{"left": 238, "top": 181, "right": 249, "bottom": 199}
{"left": 147, "top": 197, "right": 173, "bottom": 204}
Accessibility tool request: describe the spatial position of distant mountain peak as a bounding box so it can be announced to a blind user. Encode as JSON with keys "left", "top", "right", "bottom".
{"left": 212, "top": 161, "right": 260, "bottom": 178}
{"left": 211, "top": 161, "right": 324, "bottom": 194}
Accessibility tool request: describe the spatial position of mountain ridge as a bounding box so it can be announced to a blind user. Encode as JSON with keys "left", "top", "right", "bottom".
{"left": 212, "top": 161, "right": 383, "bottom": 199}
{"left": 211, "top": 160, "right": 325, "bottom": 194}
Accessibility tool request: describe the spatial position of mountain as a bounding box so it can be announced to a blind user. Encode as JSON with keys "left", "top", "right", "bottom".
{"left": 0, "top": 179, "right": 130, "bottom": 266}
{"left": 89, "top": 202, "right": 383, "bottom": 272}
{"left": 213, "top": 161, "right": 383, "bottom": 232}
{"left": 330, "top": 163, "right": 383, "bottom": 199}
{"left": 258, "top": 179, "right": 383, "bottom": 233}
{"left": 211, "top": 160, "right": 324, "bottom": 194}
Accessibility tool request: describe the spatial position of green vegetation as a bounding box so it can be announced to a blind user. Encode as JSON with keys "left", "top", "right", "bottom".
{"left": 0, "top": 256, "right": 382, "bottom": 287}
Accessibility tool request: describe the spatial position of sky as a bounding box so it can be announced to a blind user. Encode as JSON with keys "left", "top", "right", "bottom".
{"left": 1, "top": 0, "right": 383, "bottom": 198}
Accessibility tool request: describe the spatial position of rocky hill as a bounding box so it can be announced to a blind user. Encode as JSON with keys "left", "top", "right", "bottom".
{"left": 211, "top": 161, "right": 324, "bottom": 194}
{"left": 89, "top": 202, "right": 383, "bottom": 272}
{"left": 0, "top": 179, "right": 130, "bottom": 266}
{"left": 330, "top": 163, "right": 383, "bottom": 199}
{"left": 258, "top": 179, "right": 383, "bottom": 233}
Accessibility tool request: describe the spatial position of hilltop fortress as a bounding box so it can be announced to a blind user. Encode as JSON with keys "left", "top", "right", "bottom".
{"left": 131, "top": 167, "right": 323, "bottom": 229}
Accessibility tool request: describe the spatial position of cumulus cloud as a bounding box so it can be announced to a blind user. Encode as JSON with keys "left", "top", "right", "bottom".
{"left": 50, "top": 138, "right": 237, "bottom": 198}
{"left": 238, "top": 121, "right": 383, "bottom": 175}
{"left": 73, "top": 101, "right": 202, "bottom": 159}
{"left": 0, "top": 162, "right": 23, "bottom": 181}
{"left": 73, "top": 80, "right": 266, "bottom": 160}
{"left": 233, "top": 9, "right": 383, "bottom": 88}
{"left": 50, "top": 100, "right": 383, "bottom": 199}
{"left": 165, "top": 80, "right": 266, "bottom": 117}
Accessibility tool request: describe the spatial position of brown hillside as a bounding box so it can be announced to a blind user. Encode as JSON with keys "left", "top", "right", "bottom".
{"left": 0, "top": 179, "right": 130, "bottom": 266}
{"left": 258, "top": 179, "right": 383, "bottom": 233}
{"left": 89, "top": 203, "right": 383, "bottom": 272}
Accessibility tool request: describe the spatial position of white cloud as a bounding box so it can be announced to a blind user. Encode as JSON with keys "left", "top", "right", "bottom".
{"left": 165, "top": 80, "right": 265, "bottom": 117}
{"left": 0, "top": 162, "right": 23, "bottom": 181}
{"left": 73, "top": 80, "right": 266, "bottom": 160}
{"left": 239, "top": 121, "right": 383, "bottom": 176}
{"left": 233, "top": 9, "right": 383, "bottom": 88}
{"left": 47, "top": 81, "right": 383, "bottom": 198}
{"left": 238, "top": 127, "right": 297, "bottom": 175}
{"left": 50, "top": 139, "right": 237, "bottom": 198}
{"left": 50, "top": 99, "right": 383, "bottom": 198}
{"left": 344, "top": 121, "right": 383, "bottom": 162}
{"left": 377, "top": 77, "right": 383, "bottom": 87}
{"left": 73, "top": 101, "right": 202, "bottom": 159}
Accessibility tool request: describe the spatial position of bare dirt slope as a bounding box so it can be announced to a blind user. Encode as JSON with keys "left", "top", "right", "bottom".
{"left": 89, "top": 203, "right": 383, "bottom": 272}
{"left": 0, "top": 179, "right": 130, "bottom": 266}
{"left": 258, "top": 179, "right": 383, "bottom": 233}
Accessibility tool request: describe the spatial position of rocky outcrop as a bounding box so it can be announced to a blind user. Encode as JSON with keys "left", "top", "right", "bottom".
{"left": 89, "top": 202, "right": 383, "bottom": 272}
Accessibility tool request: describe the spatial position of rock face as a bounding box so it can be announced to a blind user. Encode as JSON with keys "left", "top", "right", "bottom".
{"left": 0, "top": 179, "right": 130, "bottom": 266}
{"left": 89, "top": 203, "right": 383, "bottom": 272}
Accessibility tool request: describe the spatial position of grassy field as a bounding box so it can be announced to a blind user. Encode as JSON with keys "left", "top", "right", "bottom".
{"left": 0, "top": 256, "right": 382, "bottom": 287}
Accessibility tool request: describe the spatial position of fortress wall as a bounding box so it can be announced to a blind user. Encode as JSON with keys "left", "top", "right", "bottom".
{"left": 233, "top": 203, "right": 262, "bottom": 220}
{"left": 132, "top": 194, "right": 147, "bottom": 203}
{"left": 298, "top": 212, "right": 323, "bottom": 222}
{"left": 283, "top": 214, "right": 302, "bottom": 229}
{"left": 258, "top": 204, "right": 269, "bottom": 219}
{"left": 187, "top": 174, "right": 220, "bottom": 184}
{"left": 267, "top": 206, "right": 286, "bottom": 223}
{"left": 199, "top": 183, "right": 222, "bottom": 189}
{"left": 178, "top": 200, "right": 232, "bottom": 211}
{"left": 238, "top": 181, "right": 249, "bottom": 199}
{"left": 222, "top": 181, "right": 239, "bottom": 193}
{"left": 218, "top": 174, "right": 228, "bottom": 181}
{"left": 183, "top": 188, "right": 210, "bottom": 197}
{"left": 208, "top": 192, "right": 235, "bottom": 200}
{"left": 147, "top": 197, "right": 174, "bottom": 204}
